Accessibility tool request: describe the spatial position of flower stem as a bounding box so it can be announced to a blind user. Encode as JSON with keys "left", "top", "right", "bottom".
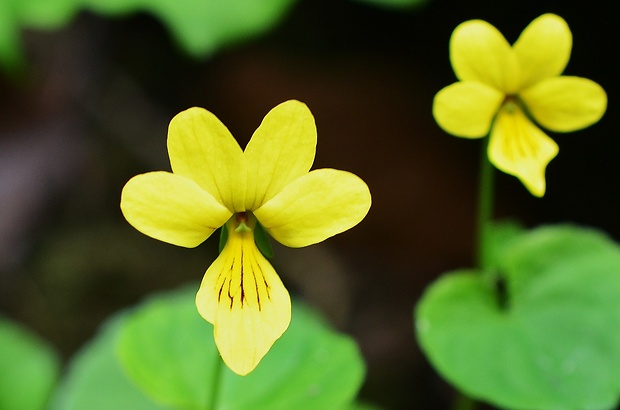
{"left": 453, "top": 139, "right": 496, "bottom": 410}
{"left": 476, "top": 138, "right": 494, "bottom": 271}
{"left": 208, "top": 352, "right": 224, "bottom": 409}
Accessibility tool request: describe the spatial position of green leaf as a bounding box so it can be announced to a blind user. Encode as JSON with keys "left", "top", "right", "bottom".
{"left": 116, "top": 287, "right": 216, "bottom": 409}
{"left": 50, "top": 316, "right": 168, "bottom": 410}
{"left": 0, "top": 316, "right": 60, "bottom": 410}
{"left": 415, "top": 224, "right": 620, "bottom": 409}
{"left": 53, "top": 285, "right": 367, "bottom": 410}
{"left": 117, "top": 286, "right": 366, "bottom": 409}
{"left": 217, "top": 303, "right": 364, "bottom": 410}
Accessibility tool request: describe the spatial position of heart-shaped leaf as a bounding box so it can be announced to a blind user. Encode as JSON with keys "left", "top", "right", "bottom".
{"left": 415, "top": 224, "right": 620, "bottom": 409}
{"left": 52, "top": 285, "right": 367, "bottom": 410}
{"left": 117, "top": 286, "right": 366, "bottom": 409}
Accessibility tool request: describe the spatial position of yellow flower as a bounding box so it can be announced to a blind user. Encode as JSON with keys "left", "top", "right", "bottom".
{"left": 433, "top": 13, "right": 607, "bottom": 197}
{"left": 120, "top": 100, "right": 371, "bottom": 375}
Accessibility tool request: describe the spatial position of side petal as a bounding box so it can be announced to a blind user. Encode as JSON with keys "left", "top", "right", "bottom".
{"left": 488, "top": 104, "right": 559, "bottom": 197}
{"left": 254, "top": 169, "right": 371, "bottom": 248}
{"left": 196, "top": 224, "right": 291, "bottom": 376}
{"left": 167, "top": 107, "right": 247, "bottom": 212}
{"left": 450, "top": 19, "right": 519, "bottom": 93}
{"left": 120, "top": 171, "right": 232, "bottom": 247}
{"left": 244, "top": 100, "right": 317, "bottom": 210}
{"left": 433, "top": 81, "right": 505, "bottom": 138}
{"left": 513, "top": 14, "right": 572, "bottom": 89}
{"left": 520, "top": 76, "right": 607, "bottom": 132}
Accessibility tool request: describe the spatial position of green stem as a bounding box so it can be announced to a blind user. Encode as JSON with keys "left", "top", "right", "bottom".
{"left": 453, "top": 139, "right": 495, "bottom": 410}
{"left": 208, "top": 352, "right": 224, "bottom": 409}
{"left": 476, "top": 137, "right": 495, "bottom": 271}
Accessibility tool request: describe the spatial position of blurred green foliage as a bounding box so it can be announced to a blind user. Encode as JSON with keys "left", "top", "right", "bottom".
{"left": 50, "top": 315, "right": 169, "bottom": 410}
{"left": 52, "top": 286, "right": 369, "bottom": 409}
{"left": 416, "top": 224, "right": 620, "bottom": 409}
{"left": 0, "top": 0, "right": 428, "bottom": 73}
{"left": 354, "top": 0, "right": 427, "bottom": 9}
{"left": 0, "top": 0, "right": 298, "bottom": 71}
{"left": 0, "top": 316, "right": 60, "bottom": 410}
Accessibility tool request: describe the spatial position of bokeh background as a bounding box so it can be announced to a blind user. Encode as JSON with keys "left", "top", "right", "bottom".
{"left": 1, "top": 0, "right": 616, "bottom": 408}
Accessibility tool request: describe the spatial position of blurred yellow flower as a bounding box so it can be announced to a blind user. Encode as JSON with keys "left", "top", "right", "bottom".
{"left": 433, "top": 13, "right": 607, "bottom": 196}
{"left": 120, "top": 100, "right": 371, "bottom": 375}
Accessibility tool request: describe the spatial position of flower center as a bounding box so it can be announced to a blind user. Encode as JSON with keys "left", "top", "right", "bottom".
{"left": 233, "top": 211, "right": 256, "bottom": 234}
{"left": 503, "top": 96, "right": 519, "bottom": 113}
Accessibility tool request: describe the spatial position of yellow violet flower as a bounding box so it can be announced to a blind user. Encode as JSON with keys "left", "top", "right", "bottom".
{"left": 120, "top": 100, "right": 371, "bottom": 375}
{"left": 433, "top": 13, "right": 607, "bottom": 197}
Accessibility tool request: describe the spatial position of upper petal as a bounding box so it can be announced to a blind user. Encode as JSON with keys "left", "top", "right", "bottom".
{"left": 254, "top": 168, "right": 371, "bottom": 248}
{"left": 513, "top": 14, "right": 572, "bottom": 90}
{"left": 244, "top": 100, "right": 317, "bottom": 210}
{"left": 196, "top": 221, "right": 291, "bottom": 375}
{"left": 520, "top": 76, "right": 607, "bottom": 132}
{"left": 167, "top": 107, "right": 247, "bottom": 212}
{"left": 433, "top": 81, "right": 505, "bottom": 138}
{"left": 488, "top": 103, "right": 559, "bottom": 197}
{"left": 450, "top": 19, "right": 519, "bottom": 93}
{"left": 120, "top": 171, "right": 232, "bottom": 247}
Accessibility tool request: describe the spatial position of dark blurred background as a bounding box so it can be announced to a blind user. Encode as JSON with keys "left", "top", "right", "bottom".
{"left": 1, "top": 0, "right": 616, "bottom": 408}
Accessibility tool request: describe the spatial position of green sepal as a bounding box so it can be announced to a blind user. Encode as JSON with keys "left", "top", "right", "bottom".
{"left": 218, "top": 226, "right": 228, "bottom": 254}
{"left": 254, "top": 221, "right": 274, "bottom": 259}
{"left": 219, "top": 220, "right": 273, "bottom": 259}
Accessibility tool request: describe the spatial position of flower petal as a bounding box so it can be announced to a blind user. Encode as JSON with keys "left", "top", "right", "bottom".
{"left": 488, "top": 103, "right": 559, "bottom": 197}
{"left": 244, "top": 100, "right": 317, "bottom": 210}
{"left": 254, "top": 169, "right": 371, "bottom": 248}
{"left": 167, "top": 107, "right": 247, "bottom": 212}
{"left": 450, "top": 19, "right": 519, "bottom": 93}
{"left": 433, "top": 81, "right": 505, "bottom": 138}
{"left": 513, "top": 14, "right": 572, "bottom": 89}
{"left": 120, "top": 171, "right": 232, "bottom": 247}
{"left": 196, "top": 222, "right": 291, "bottom": 375}
{"left": 520, "top": 76, "right": 607, "bottom": 132}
